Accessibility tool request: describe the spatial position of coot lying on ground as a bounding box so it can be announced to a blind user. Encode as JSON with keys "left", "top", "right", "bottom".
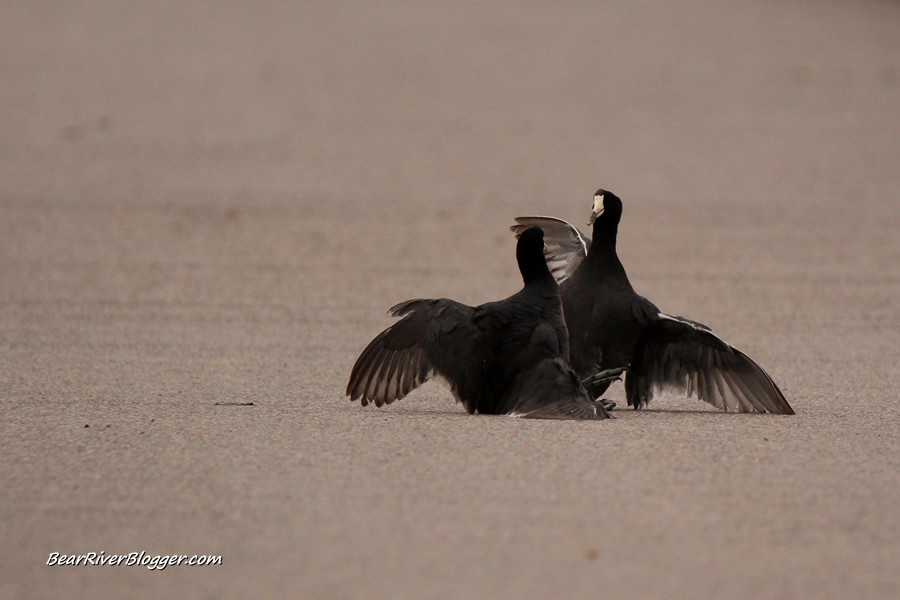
{"left": 511, "top": 190, "right": 793, "bottom": 414}
{"left": 346, "top": 227, "right": 615, "bottom": 419}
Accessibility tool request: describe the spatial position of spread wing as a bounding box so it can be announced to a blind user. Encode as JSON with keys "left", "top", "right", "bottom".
{"left": 346, "top": 299, "right": 487, "bottom": 413}
{"left": 624, "top": 313, "right": 794, "bottom": 414}
{"left": 510, "top": 216, "right": 590, "bottom": 284}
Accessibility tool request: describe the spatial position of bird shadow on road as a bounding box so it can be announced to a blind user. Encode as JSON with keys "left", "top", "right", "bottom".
{"left": 612, "top": 407, "right": 794, "bottom": 416}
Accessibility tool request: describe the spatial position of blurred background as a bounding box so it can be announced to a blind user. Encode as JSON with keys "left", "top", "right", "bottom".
{"left": 1, "top": 1, "right": 898, "bottom": 598}
{"left": 2, "top": 1, "right": 897, "bottom": 313}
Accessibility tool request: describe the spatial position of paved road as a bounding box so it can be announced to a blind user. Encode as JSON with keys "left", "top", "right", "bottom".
{"left": 1, "top": 2, "right": 898, "bottom": 598}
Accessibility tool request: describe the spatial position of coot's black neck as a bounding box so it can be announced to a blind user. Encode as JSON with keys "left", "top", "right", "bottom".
{"left": 586, "top": 220, "right": 631, "bottom": 286}
{"left": 517, "top": 246, "right": 557, "bottom": 291}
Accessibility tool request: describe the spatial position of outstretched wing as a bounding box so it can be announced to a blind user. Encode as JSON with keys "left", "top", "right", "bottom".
{"left": 510, "top": 216, "right": 591, "bottom": 284}
{"left": 625, "top": 313, "right": 794, "bottom": 414}
{"left": 346, "top": 299, "right": 485, "bottom": 412}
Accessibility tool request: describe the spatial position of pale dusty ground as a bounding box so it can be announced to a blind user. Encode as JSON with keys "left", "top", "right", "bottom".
{"left": 1, "top": 2, "right": 898, "bottom": 598}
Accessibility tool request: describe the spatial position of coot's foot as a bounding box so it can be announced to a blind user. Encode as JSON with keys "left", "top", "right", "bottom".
{"left": 580, "top": 366, "right": 627, "bottom": 398}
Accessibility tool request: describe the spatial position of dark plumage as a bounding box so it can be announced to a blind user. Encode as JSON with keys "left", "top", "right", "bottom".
{"left": 511, "top": 190, "right": 794, "bottom": 414}
{"left": 346, "top": 227, "right": 610, "bottom": 420}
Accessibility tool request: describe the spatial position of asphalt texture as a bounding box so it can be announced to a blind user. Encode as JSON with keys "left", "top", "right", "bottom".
{"left": 1, "top": 2, "right": 898, "bottom": 598}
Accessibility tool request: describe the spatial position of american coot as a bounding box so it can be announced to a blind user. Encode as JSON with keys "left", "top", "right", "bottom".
{"left": 346, "top": 227, "right": 613, "bottom": 419}
{"left": 511, "top": 190, "right": 794, "bottom": 414}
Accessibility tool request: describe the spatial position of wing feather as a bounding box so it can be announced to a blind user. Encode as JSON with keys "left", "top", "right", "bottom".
{"left": 625, "top": 313, "right": 794, "bottom": 414}
{"left": 510, "top": 216, "right": 591, "bottom": 284}
{"left": 346, "top": 299, "right": 481, "bottom": 409}
{"left": 503, "top": 358, "right": 610, "bottom": 420}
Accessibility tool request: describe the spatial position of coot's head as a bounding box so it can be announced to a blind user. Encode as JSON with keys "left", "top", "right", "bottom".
{"left": 516, "top": 227, "right": 552, "bottom": 283}
{"left": 517, "top": 226, "right": 547, "bottom": 256}
{"left": 588, "top": 189, "right": 623, "bottom": 227}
